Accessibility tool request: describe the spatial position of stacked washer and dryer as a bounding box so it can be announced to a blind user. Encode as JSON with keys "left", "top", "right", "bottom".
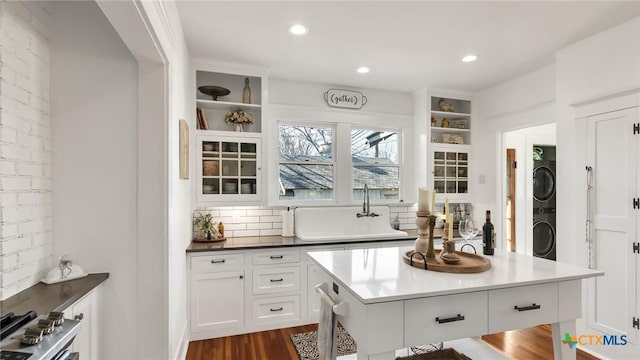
{"left": 532, "top": 146, "right": 556, "bottom": 260}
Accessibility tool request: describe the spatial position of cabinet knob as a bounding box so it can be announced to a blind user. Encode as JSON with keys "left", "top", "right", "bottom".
{"left": 74, "top": 313, "right": 84, "bottom": 321}
{"left": 239, "top": 275, "right": 244, "bottom": 279}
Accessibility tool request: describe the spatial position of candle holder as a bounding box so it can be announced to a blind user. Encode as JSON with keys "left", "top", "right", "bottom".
{"left": 415, "top": 211, "right": 437, "bottom": 262}
{"left": 440, "top": 223, "right": 461, "bottom": 264}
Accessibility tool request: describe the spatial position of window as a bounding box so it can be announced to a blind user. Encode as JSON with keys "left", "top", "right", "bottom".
{"left": 351, "top": 129, "right": 400, "bottom": 201}
{"left": 278, "top": 124, "right": 334, "bottom": 201}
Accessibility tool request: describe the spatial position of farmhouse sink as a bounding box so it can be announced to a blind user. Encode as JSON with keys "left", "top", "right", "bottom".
{"left": 295, "top": 206, "right": 408, "bottom": 241}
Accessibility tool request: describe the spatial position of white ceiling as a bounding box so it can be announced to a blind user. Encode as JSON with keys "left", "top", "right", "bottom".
{"left": 177, "top": 1, "right": 640, "bottom": 93}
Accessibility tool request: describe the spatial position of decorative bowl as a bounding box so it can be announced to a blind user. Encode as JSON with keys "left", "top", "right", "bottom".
{"left": 198, "top": 85, "right": 230, "bottom": 101}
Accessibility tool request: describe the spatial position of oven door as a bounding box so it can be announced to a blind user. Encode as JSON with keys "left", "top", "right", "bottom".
{"left": 52, "top": 349, "right": 79, "bottom": 360}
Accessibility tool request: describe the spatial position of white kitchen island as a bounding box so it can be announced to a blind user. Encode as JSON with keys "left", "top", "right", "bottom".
{"left": 307, "top": 246, "right": 603, "bottom": 360}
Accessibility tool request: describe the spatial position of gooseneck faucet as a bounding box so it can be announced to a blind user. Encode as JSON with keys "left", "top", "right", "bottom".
{"left": 357, "top": 184, "right": 379, "bottom": 217}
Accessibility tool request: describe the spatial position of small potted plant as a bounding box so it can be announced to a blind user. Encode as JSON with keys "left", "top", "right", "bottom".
{"left": 194, "top": 212, "right": 218, "bottom": 240}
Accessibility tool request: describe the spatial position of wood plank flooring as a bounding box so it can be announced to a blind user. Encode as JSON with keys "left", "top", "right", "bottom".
{"left": 186, "top": 324, "right": 599, "bottom": 360}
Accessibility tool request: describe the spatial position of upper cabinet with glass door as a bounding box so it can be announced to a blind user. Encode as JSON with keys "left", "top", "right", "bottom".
{"left": 429, "top": 95, "right": 472, "bottom": 201}
{"left": 195, "top": 70, "right": 262, "bottom": 133}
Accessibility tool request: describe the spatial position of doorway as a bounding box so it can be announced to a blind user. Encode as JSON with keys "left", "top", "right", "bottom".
{"left": 502, "top": 123, "right": 556, "bottom": 254}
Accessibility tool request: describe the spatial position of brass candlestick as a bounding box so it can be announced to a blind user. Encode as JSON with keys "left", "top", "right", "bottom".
{"left": 415, "top": 211, "right": 437, "bottom": 262}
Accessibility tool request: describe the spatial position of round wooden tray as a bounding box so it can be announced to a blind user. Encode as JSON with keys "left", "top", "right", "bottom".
{"left": 193, "top": 237, "right": 227, "bottom": 243}
{"left": 403, "top": 250, "right": 491, "bottom": 273}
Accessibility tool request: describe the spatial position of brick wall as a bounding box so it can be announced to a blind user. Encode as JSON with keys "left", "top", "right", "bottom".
{"left": 0, "top": 1, "right": 52, "bottom": 300}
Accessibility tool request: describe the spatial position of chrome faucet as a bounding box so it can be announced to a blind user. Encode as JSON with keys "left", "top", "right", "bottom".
{"left": 357, "top": 184, "right": 379, "bottom": 217}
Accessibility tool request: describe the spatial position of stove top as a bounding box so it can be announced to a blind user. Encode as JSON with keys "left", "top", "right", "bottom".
{"left": 0, "top": 311, "right": 80, "bottom": 360}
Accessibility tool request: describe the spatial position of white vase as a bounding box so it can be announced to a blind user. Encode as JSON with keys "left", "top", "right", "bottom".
{"left": 234, "top": 123, "right": 243, "bottom": 132}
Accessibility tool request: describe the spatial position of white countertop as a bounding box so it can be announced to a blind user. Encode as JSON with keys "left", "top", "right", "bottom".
{"left": 307, "top": 246, "right": 603, "bottom": 304}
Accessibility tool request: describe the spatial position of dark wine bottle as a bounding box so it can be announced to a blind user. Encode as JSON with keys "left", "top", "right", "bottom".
{"left": 483, "top": 210, "right": 495, "bottom": 255}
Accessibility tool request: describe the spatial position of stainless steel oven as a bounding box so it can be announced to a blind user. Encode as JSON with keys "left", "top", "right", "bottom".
{"left": 0, "top": 311, "right": 80, "bottom": 360}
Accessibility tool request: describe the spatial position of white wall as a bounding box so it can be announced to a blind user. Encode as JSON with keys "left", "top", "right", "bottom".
{"left": 50, "top": 1, "right": 138, "bottom": 357}
{"left": 474, "top": 65, "right": 556, "bottom": 244}
{"left": 555, "top": 16, "right": 639, "bottom": 360}
{"left": 0, "top": 1, "right": 53, "bottom": 299}
{"left": 503, "top": 123, "right": 556, "bottom": 254}
{"left": 267, "top": 78, "right": 416, "bottom": 207}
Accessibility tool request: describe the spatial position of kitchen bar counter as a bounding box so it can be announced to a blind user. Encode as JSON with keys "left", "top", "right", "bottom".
{"left": 0, "top": 273, "right": 109, "bottom": 315}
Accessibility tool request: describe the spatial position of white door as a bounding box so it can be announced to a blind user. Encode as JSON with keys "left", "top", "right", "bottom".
{"left": 587, "top": 107, "right": 639, "bottom": 343}
{"left": 190, "top": 270, "right": 245, "bottom": 333}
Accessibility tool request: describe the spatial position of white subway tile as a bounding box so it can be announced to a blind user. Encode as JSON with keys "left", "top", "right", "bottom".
{"left": 0, "top": 128, "right": 18, "bottom": 144}
{"left": 272, "top": 222, "right": 282, "bottom": 229}
{"left": 259, "top": 215, "right": 281, "bottom": 223}
{"left": 237, "top": 216, "right": 259, "bottom": 223}
{"left": 225, "top": 223, "right": 246, "bottom": 231}
{"left": 259, "top": 229, "right": 281, "bottom": 236}
{"left": 246, "top": 223, "right": 272, "bottom": 230}
{"left": 246, "top": 209, "right": 273, "bottom": 216}
{"left": 0, "top": 237, "right": 32, "bottom": 254}
{"left": 0, "top": 160, "right": 17, "bottom": 175}
{"left": 233, "top": 230, "right": 260, "bottom": 237}
{"left": 400, "top": 223, "right": 418, "bottom": 230}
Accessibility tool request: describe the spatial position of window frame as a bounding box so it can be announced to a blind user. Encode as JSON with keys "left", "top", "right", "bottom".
{"left": 350, "top": 126, "right": 402, "bottom": 203}
{"left": 275, "top": 120, "right": 404, "bottom": 206}
{"left": 277, "top": 121, "right": 337, "bottom": 204}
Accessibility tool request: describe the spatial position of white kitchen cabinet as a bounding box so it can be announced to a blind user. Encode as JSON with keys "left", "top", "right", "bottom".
{"left": 195, "top": 135, "right": 261, "bottom": 204}
{"left": 66, "top": 285, "right": 102, "bottom": 359}
{"left": 428, "top": 95, "right": 473, "bottom": 202}
{"left": 190, "top": 270, "right": 245, "bottom": 335}
{"left": 586, "top": 106, "right": 639, "bottom": 344}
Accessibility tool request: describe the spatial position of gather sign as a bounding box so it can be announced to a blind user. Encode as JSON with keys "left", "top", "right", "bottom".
{"left": 323, "top": 89, "right": 368, "bottom": 109}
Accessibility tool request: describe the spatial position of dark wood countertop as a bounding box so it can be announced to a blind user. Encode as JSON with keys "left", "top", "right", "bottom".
{"left": 0, "top": 273, "right": 109, "bottom": 316}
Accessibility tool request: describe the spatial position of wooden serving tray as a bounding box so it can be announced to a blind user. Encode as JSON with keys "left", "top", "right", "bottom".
{"left": 403, "top": 250, "right": 491, "bottom": 273}
{"left": 193, "top": 237, "right": 227, "bottom": 243}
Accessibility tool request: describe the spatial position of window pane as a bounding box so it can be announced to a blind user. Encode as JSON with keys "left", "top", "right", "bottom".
{"left": 352, "top": 166, "right": 399, "bottom": 200}
{"left": 279, "top": 164, "right": 334, "bottom": 200}
{"left": 279, "top": 125, "right": 333, "bottom": 162}
{"left": 351, "top": 129, "right": 398, "bottom": 163}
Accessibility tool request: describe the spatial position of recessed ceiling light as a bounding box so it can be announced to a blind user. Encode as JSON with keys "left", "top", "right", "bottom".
{"left": 356, "top": 67, "right": 370, "bottom": 74}
{"left": 289, "top": 24, "right": 307, "bottom": 35}
{"left": 462, "top": 54, "right": 478, "bottom": 63}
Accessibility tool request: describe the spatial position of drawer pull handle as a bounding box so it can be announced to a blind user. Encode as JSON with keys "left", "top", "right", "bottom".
{"left": 270, "top": 307, "right": 283, "bottom": 312}
{"left": 270, "top": 255, "right": 284, "bottom": 259}
{"left": 74, "top": 313, "right": 84, "bottom": 321}
{"left": 435, "top": 314, "right": 465, "bottom": 324}
{"left": 270, "top": 278, "right": 284, "bottom": 282}
{"left": 211, "top": 259, "right": 226, "bottom": 264}
{"left": 514, "top": 303, "right": 541, "bottom": 312}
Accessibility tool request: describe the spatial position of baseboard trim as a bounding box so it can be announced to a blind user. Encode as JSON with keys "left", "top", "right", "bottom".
{"left": 174, "top": 324, "right": 189, "bottom": 360}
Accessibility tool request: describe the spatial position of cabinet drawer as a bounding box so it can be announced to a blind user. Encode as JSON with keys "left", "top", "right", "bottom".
{"left": 404, "top": 291, "right": 488, "bottom": 346}
{"left": 252, "top": 250, "right": 300, "bottom": 265}
{"left": 488, "top": 283, "right": 559, "bottom": 333}
{"left": 190, "top": 253, "right": 244, "bottom": 273}
{"left": 253, "top": 267, "right": 300, "bottom": 295}
{"left": 252, "top": 295, "right": 300, "bottom": 325}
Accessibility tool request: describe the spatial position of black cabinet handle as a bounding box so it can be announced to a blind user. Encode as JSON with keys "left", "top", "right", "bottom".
{"left": 270, "top": 307, "right": 283, "bottom": 312}
{"left": 211, "top": 259, "right": 225, "bottom": 264}
{"left": 270, "top": 278, "right": 284, "bottom": 282}
{"left": 74, "top": 313, "right": 84, "bottom": 321}
{"left": 435, "top": 314, "right": 465, "bottom": 324}
{"left": 239, "top": 275, "right": 243, "bottom": 279}
{"left": 270, "top": 255, "right": 283, "bottom": 259}
{"left": 514, "top": 303, "right": 541, "bottom": 312}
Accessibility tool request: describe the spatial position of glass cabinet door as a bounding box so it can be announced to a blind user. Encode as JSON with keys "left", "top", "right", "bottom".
{"left": 197, "top": 136, "right": 260, "bottom": 202}
{"left": 433, "top": 149, "right": 468, "bottom": 195}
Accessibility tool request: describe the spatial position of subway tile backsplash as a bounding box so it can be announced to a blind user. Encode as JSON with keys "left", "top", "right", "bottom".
{"left": 193, "top": 203, "right": 474, "bottom": 238}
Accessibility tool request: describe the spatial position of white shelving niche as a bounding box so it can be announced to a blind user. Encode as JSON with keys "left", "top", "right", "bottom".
{"left": 428, "top": 95, "right": 473, "bottom": 202}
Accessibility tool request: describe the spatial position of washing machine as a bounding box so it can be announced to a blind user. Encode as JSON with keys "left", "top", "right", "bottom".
{"left": 533, "top": 159, "right": 556, "bottom": 210}
{"left": 533, "top": 213, "right": 556, "bottom": 260}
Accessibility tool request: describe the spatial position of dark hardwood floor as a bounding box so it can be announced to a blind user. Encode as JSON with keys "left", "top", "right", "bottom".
{"left": 186, "top": 324, "right": 599, "bottom": 360}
